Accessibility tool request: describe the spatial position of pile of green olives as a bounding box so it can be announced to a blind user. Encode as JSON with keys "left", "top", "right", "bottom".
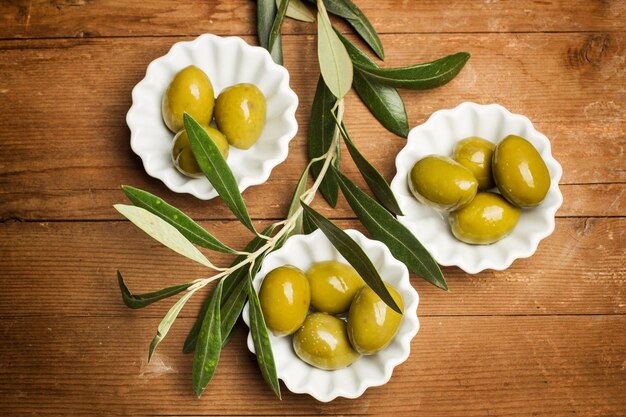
{"left": 408, "top": 135, "right": 551, "bottom": 244}
{"left": 258, "top": 261, "right": 404, "bottom": 370}
{"left": 162, "top": 65, "right": 267, "bottom": 177}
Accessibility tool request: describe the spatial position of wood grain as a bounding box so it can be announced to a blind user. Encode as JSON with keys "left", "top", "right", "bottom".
{"left": 0, "top": 315, "right": 624, "bottom": 416}
{"left": 1, "top": 217, "right": 623, "bottom": 318}
{"left": 1, "top": 1, "right": 625, "bottom": 415}
{"left": 0, "top": 33, "right": 624, "bottom": 220}
{"left": 1, "top": 0, "right": 625, "bottom": 40}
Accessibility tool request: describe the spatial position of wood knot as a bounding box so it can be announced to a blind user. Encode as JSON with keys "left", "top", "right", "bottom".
{"left": 569, "top": 34, "right": 611, "bottom": 68}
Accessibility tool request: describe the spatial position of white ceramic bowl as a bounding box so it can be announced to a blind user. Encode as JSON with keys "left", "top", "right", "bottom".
{"left": 390, "top": 102, "right": 563, "bottom": 274}
{"left": 127, "top": 34, "right": 298, "bottom": 199}
{"left": 242, "top": 229, "right": 420, "bottom": 402}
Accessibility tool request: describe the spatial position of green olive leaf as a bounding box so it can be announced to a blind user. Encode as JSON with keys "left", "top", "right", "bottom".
{"left": 335, "top": 122, "right": 403, "bottom": 215}
{"left": 148, "top": 288, "right": 197, "bottom": 361}
{"left": 352, "top": 70, "right": 409, "bottom": 137}
{"left": 302, "top": 212, "right": 319, "bottom": 234}
{"left": 192, "top": 280, "right": 223, "bottom": 398}
{"left": 308, "top": 76, "right": 339, "bottom": 207}
{"left": 354, "top": 52, "right": 471, "bottom": 90}
{"left": 257, "top": 0, "right": 277, "bottom": 49}
{"left": 334, "top": 28, "right": 377, "bottom": 67}
{"left": 286, "top": 166, "right": 310, "bottom": 237}
{"left": 122, "top": 185, "right": 235, "bottom": 253}
{"left": 281, "top": 0, "right": 315, "bottom": 22}
{"left": 117, "top": 271, "right": 193, "bottom": 309}
{"left": 268, "top": 0, "right": 290, "bottom": 65}
{"left": 317, "top": 1, "right": 353, "bottom": 99}
{"left": 300, "top": 201, "right": 402, "bottom": 313}
{"left": 333, "top": 168, "right": 447, "bottom": 290}
{"left": 114, "top": 204, "right": 218, "bottom": 269}
{"left": 184, "top": 113, "right": 257, "bottom": 235}
{"left": 183, "top": 224, "right": 279, "bottom": 353}
{"left": 247, "top": 273, "right": 281, "bottom": 400}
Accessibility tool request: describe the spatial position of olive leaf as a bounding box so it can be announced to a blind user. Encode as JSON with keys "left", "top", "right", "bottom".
{"left": 122, "top": 185, "right": 235, "bottom": 253}
{"left": 257, "top": 0, "right": 277, "bottom": 49}
{"left": 334, "top": 28, "right": 376, "bottom": 67}
{"left": 281, "top": 0, "right": 315, "bottom": 22}
{"left": 302, "top": 213, "right": 318, "bottom": 234}
{"left": 308, "top": 76, "right": 339, "bottom": 207}
{"left": 268, "top": 0, "right": 290, "bottom": 65}
{"left": 335, "top": 122, "right": 403, "bottom": 215}
{"left": 183, "top": 224, "right": 279, "bottom": 353}
{"left": 247, "top": 274, "right": 281, "bottom": 400}
{"left": 333, "top": 168, "right": 447, "bottom": 290}
{"left": 286, "top": 166, "right": 310, "bottom": 237}
{"left": 184, "top": 113, "right": 257, "bottom": 235}
{"left": 300, "top": 202, "right": 401, "bottom": 313}
{"left": 117, "top": 271, "right": 192, "bottom": 309}
{"left": 354, "top": 52, "right": 471, "bottom": 90}
{"left": 316, "top": 1, "right": 353, "bottom": 99}
{"left": 192, "top": 280, "right": 223, "bottom": 398}
{"left": 333, "top": 31, "right": 409, "bottom": 137}
{"left": 352, "top": 70, "right": 409, "bottom": 138}
{"left": 308, "top": 0, "right": 384, "bottom": 59}
{"left": 149, "top": 288, "right": 197, "bottom": 361}
{"left": 114, "top": 204, "right": 219, "bottom": 270}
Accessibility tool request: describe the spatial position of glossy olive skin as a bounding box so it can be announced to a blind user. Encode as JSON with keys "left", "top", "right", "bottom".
{"left": 293, "top": 313, "right": 360, "bottom": 370}
{"left": 347, "top": 284, "right": 404, "bottom": 355}
{"left": 448, "top": 192, "right": 521, "bottom": 244}
{"left": 452, "top": 136, "right": 496, "bottom": 190}
{"left": 259, "top": 265, "right": 310, "bottom": 337}
{"left": 306, "top": 261, "right": 365, "bottom": 314}
{"left": 171, "top": 126, "right": 229, "bottom": 178}
{"left": 162, "top": 65, "right": 215, "bottom": 133}
{"left": 214, "top": 83, "right": 266, "bottom": 150}
{"left": 408, "top": 155, "right": 478, "bottom": 211}
{"left": 493, "top": 135, "right": 551, "bottom": 207}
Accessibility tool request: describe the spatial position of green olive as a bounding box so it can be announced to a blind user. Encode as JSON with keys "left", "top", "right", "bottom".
{"left": 452, "top": 136, "right": 496, "bottom": 190}
{"left": 258, "top": 265, "right": 310, "bottom": 337}
{"left": 214, "top": 83, "right": 266, "bottom": 150}
{"left": 493, "top": 135, "right": 551, "bottom": 207}
{"left": 448, "top": 192, "right": 521, "bottom": 244}
{"left": 171, "top": 126, "right": 229, "bottom": 178}
{"left": 408, "top": 155, "right": 478, "bottom": 211}
{"left": 347, "top": 284, "right": 404, "bottom": 355}
{"left": 306, "top": 261, "right": 365, "bottom": 314}
{"left": 162, "top": 65, "right": 215, "bottom": 133}
{"left": 293, "top": 313, "right": 360, "bottom": 370}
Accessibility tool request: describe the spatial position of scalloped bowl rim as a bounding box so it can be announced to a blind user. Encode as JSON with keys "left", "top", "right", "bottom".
{"left": 390, "top": 102, "right": 563, "bottom": 274}
{"left": 126, "top": 33, "right": 299, "bottom": 200}
{"left": 242, "top": 229, "right": 420, "bottom": 402}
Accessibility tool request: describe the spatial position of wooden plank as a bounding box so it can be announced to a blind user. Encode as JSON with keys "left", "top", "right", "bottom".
{"left": 0, "top": 218, "right": 624, "bottom": 318}
{"left": 0, "top": 33, "right": 624, "bottom": 220}
{"left": 1, "top": 0, "right": 625, "bottom": 40}
{"left": 0, "top": 315, "right": 624, "bottom": 415}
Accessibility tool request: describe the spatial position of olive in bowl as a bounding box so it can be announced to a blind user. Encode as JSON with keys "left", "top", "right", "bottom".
{"left": 258, "top": 265, "right": 310, "bottom": 337}
{"left": 162, "top": 65, "right": 215, "bottom": 133}
{"left": 306, "top": 261, "right": 365, "bottom": 314}
{"left": 171, "top": 126, "right": 229, "bottom": 178}
{"left": 408, "top": 155, "right": 478, "bottom": 212}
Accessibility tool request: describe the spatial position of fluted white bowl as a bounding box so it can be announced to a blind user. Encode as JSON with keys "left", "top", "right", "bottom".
{"left": 242, "top": 229, "right": 420, "bottom": 402}
{"left": 390, "top": 102, "right": 563, "bottom": 274}
{"left": 127, "top": 34, "right": 298, "bottom": 199}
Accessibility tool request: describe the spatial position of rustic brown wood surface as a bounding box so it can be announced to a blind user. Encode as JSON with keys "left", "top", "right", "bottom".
{"left": 0, "top": 1, "right": 624, "bottom": 416}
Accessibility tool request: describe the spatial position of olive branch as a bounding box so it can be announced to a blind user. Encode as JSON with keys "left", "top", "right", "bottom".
{"left": 115, "top": 0, "right": 469, "bottom": 399}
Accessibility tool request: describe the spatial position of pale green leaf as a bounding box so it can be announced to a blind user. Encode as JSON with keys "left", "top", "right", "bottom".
{"left": 148, "top": 288, "right": 196, "bottom": 361}
{"left": 317, "top": 2, "right": 353, "bottom": 99}
{"left": 114, "top": 204, "right": 217, "bottom": 269}
{"left": 280, "top": 0, "right": 315, "bottom": 22}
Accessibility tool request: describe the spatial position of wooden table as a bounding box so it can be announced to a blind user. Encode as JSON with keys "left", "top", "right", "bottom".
{"left": 1, "top": 1, "right": 625, "bottom": 415}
